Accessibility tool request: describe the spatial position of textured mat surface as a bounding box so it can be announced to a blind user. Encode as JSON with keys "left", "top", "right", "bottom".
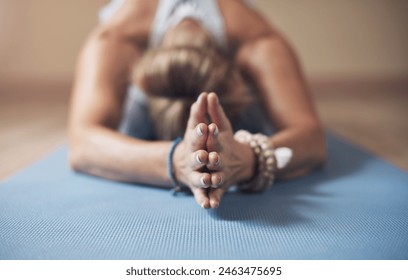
{"left": 0, "top": 134, "right": 407, "bottom": 260}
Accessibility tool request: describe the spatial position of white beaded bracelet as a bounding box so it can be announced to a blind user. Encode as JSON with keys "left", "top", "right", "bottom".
{"left": 234, "top": 130, "right": 275, "bottom": 192}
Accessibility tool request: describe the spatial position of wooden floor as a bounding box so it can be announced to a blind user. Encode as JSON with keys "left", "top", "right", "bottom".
{"left": 311, "top": 78, "right": 408, "bottom": 171}
{"left": 0, "top": 81, "right": 70, "bottom": 180}
{"left": 0, "top": 79, "right": 407, "bottom": 180}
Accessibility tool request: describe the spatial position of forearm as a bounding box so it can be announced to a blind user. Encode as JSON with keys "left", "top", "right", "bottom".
{"left": 68, "top": 24, "right": 168, "bottom": 185}
{"left": 69, "top": 125, "right": 173, "bottom": 187}
{"left": 269, "top": 124, "right": 326, "bottom": 180}
{"left": 238, "top": 34, "right": 327, "bottom": 179}
{"left": 263, "top": 37, "right": 327, "bottom": 178}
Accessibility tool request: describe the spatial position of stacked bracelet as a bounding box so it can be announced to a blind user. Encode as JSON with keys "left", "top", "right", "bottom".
{"left": 234, "top": 130, "right": 275, "bottom": 192}
{"left": 168, "top": 137, "right": 183, "bottom": 194}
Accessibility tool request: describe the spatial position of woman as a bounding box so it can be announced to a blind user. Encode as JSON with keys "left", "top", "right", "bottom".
{"left": 68, "top": 0, "right": 327, "bottom": 209}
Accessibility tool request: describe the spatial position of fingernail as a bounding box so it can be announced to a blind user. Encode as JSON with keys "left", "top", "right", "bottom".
{"left": 200, "top": 177, "right": 207, "bottom": 187}
{"left": 218, "top": 176, "right": 223, "bottom": 186}
{"left": 200, "top": 202, "right": 206, "bottom": 209}
{"left": 196, "top": 125, "right": 203, "bottom": 136}
{"left": 195, "top": 153, "right": 202, "bottom": 164}
{"left": 213, "top": 126, "right": 219, "bottom": 136}
{"left": 211, "top": 200, "right": 219, "bottom": 209}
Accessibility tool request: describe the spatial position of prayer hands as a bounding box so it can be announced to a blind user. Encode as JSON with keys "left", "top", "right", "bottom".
{"left": 173, "top": 92, "right": 255, "bottom": 209}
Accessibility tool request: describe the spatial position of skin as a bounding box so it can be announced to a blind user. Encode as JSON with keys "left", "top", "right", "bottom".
{"left": 68, "top": 0, "right": 327, "bottom": 209}
{"left": 173, "top": 92, "right": 255, "bottom": 208}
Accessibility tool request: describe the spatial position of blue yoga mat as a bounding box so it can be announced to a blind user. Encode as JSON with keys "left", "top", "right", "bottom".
{"left": 0, "top": 134, "right": 407, "bottom": 260}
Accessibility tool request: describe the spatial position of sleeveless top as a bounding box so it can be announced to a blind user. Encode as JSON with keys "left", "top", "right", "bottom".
{"left": 99, "top": 0, "right": 228, "bottom": 51}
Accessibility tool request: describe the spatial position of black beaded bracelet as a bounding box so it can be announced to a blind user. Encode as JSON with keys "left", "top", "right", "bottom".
{"left": 168, "top": 137, "right": 182, "bottom": 194}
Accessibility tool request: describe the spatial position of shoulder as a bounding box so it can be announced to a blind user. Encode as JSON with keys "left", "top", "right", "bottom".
{"left": 217, "top": 0, "right": 277, "bottom": 47}
{"left": 94, "top": 0, "right": 158, "bottom": 47}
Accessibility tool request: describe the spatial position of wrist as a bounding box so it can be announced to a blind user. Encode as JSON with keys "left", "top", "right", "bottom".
{"left": 168, "top": 138, "right": 184, "bottom": 188}
{"left": 237, "top": 141, "right": 256, "bottom": 183}
{"left": 234, "top": 130, "right": 276, "bottom": 192}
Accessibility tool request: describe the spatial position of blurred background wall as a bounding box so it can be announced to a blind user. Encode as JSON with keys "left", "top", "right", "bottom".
{"left": 0, "top": 0, "right": 407, "bottom": 83}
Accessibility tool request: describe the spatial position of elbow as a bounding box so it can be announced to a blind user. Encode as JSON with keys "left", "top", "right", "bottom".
{"left": 68, "top": 144, "right": 86, "bottom": 173}
{"left": 67, "top": 129, "right": 89, "bottom": 173}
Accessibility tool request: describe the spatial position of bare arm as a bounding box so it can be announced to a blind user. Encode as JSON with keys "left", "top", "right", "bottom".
{"left": 238, "top": 34, "right": 327, "bottom": 179}
{"left": 68, "top": 0, "right": 174, "bottom": 186}
{"left": 222, "top": 0, "right": 327, "bottom": 179}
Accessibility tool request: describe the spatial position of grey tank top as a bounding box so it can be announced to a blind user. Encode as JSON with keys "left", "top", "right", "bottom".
{"left": 99, "top": 0, "right": 227, "bottom": 51}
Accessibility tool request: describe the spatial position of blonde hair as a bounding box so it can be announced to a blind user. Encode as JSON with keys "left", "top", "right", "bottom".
{"left": 134, "top": 46, "right": 251, "bottom": 140}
